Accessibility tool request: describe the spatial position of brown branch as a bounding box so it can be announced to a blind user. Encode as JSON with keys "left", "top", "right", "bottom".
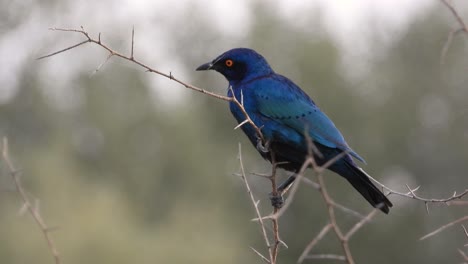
{"left": 41, "top": 26, "right": 467, "bottom": 206}
{"left": 458, "top": 248, "right": 468, "bottom": 261}
{"left": 447, "top": 201, "right": 468, "bottom": 206}
{"left": 315, "top": 172, "right": 355, "bottom": 264}
{"left": 420, "top": 215, "right": 468, "bottom": 240}
{"left": 439, "top": 0, "right": 468, "bottom": 64}
{"left": 36, "top": 39, "right": 90, "bottom": 60}
{"left": 39, "top": 27, "right": 267, "bottom": 144}
{"left": 2, "top": 137, "right": 60, "bottom": 264}
{"left": 365, "top": 172, "right": 467, "bottom": 204}
{"left": 298, "top": 223, "right": 333, "bottom": 263}
{"left": 301, "top": 254, "right": 346, "bottom": 261}
{"left": 269, "top": 152, "right": 281, "bottom": 264}
{"left": 130, "top": 26, "right": 135, "bottom": 60}
{"left": 236, "top": 143, "right": 272, "bottom": 263}
{"left": 269, "top": 157, "right": 314, "bottom": 220}
{"left": 39, "top": 27, "right": 232, "bottom": 102}
{"left": 40, "top": 26, "right": 468, "bottom": 263}
{"left": 441, "top": 0, "right": 468, "bottom": 32}
{"left": 250, "top": 246, "right": 271, "bottom": 263}
{"left": 463, "top": 224, "right": 468, "bottom": 241}
{"left": 345, "top": 208, "right": 378, "bottom": 240}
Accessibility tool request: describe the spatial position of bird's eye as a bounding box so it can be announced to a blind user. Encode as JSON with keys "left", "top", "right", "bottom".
{"left": 225, "top": 59, "right": 234, "bottom": 67}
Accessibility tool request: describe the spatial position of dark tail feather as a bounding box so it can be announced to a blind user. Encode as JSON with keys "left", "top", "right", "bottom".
{"left": 341, "top": 162, "right": 393, "bottom": 214}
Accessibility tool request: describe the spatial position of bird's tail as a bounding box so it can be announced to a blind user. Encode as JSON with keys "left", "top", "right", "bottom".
{"left": 340, "top": 162, "right": 393, "bottom": 214}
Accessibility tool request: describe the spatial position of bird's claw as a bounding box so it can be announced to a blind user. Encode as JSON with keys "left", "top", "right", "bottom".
{"left": 269, "top": 191, "right": 285, "bottom": 209}
{"left": 256, "top": 138, "right": 270, "bottom": 153}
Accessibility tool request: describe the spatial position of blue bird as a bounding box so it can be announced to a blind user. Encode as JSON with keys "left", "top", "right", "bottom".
{"left": 196, "top": 48, "right": 392, "bottom": 213}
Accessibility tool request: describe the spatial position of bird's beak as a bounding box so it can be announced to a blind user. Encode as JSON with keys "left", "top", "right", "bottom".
{"left": 196, "top": 62, "right": 213, "bottom": 71}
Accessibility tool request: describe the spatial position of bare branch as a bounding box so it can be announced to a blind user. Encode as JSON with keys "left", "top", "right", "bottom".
{"left": 237, "top": 143, "right": 273, "bottom": 262}
{"left": 440, "top": 28, "right": 464, "bottom": 64}
{"left": 249, "top": 246, "right": 271, "bottom": 263}
{"left": 37, "top": 39, "right": 90, "bottom": 60}
{"left": 39, "top": 26, "right": 468, "bottom": 263}
{"left": 269, "top": 157, "right": 314, "bottom": 220}
{"left": 40, "top": 27, "right": 232, "bottom": 102}
{"left": 441, "top": 0, "right": 468, "bottom": 32}
{"left": 365, "top": 172, "right": 468, "bottom": 204}
{"left": 2, "top": 137, "right": 60, "bottom": 264}
{"left": 91, "top": 53, "right": 113, "bottom": 76}
{"left": 345, "top": 208, "right": 379, "bottom": 240}
{"left": 458, "top": 248, "right": 468, "bottom": 261}
{"left": 298, "top": 223, "right": 333, "bottom": 263}
{"left": 420, "top": 215, "right": 468, "bottom": 240}
{"left": 439, "top": 0, "right": 468, "bottom": 64}
{"left": 315, "top": 172, "right": 355, "bottom": 264}
{"left": 447, "top": 201, "right": 468, "bottom": 206}
{"left": 269, "top": 152, "right": 281, "bottom": 264}
{"left": 130, "top": 26, "right": 135, "bottom": 60}
{"left": 301, "top": 254, "right": 346, "bottom": 261}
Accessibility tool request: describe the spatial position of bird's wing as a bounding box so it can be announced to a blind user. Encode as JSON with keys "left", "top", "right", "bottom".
{"left": 252, "top": 75, "right": 365, "bottom": 163}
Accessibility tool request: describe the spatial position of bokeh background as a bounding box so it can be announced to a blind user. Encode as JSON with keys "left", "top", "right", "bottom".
{"left": 1, "top": 0, "right": 468, "bottom": 263}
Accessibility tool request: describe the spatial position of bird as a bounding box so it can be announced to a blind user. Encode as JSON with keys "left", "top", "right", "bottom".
{"left": 196, "top": 48, "right": 392, "bottom": 214}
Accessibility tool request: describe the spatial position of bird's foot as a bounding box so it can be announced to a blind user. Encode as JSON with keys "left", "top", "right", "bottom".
{"left": 269, "top": 191, "right": 285, "bottom": 209}
{"left": 256, "top": 138, "right": 270, "bottom": 153}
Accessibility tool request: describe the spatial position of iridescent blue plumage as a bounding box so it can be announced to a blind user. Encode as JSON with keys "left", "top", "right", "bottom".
{"left": 196, "top": 48, "right": 392, "bottom": 213}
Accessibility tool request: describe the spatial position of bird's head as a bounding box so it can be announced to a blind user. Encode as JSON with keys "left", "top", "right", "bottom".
{"left": 196, "top": 48, "right": 273, "bottom": 83}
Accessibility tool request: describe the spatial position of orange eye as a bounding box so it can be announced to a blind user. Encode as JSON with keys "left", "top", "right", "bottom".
{"left": 225, "top": 59, "right": 234, "bottom": 67}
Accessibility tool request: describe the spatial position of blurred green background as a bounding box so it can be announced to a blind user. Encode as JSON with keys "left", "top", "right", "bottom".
{"left": 1, "top": 0, "right": 467, "bottom": 263}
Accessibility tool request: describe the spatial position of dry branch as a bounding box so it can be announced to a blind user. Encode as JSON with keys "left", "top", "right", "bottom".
{"left": 439, "top": 0, "right": 468, "bottom": 64}
{"left": 2, "top": 137, "right": 60, "bottom": 264}
{"left": 39, "top": 26, "right": 468, "bottom": 263}
{"left": 420, "top": 215, "right": 468, "bottom": 240}
{"left": 237, "top": 143, "right": 273, "bottom": 263}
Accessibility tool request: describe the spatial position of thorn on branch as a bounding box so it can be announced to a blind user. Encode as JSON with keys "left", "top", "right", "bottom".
{"left": 2, "top": 137, "right": 61, "bottom": 264}
{"left": 234, "top": 119, "right": 249, "bottom": 130}
{"left": 130, "top": 26, "right": 135, "bottom": 60}
{"left": 39, "top": 26, "right": 233, "bottom": 103}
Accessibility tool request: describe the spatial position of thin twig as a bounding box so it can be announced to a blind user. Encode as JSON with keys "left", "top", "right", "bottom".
{"left": 130, "top": 26, "right": 135, "bottom": 60}
{"left": 40, "top": 26, "right": 467, "bottom": 206}
{"left": 269, "top": 152, "right": 281, "bottom": 264}
{"left": 420, "top": 215, "right": 468, "bottom": 240}
{"left": 36, "top": 39, "right": 90, "bottom": 60}
{"left": 39, "top": 28, "right": 231, "bottom": 101}
{"left": 447, "top": 201, "right": 468, "bottom": 206}
{"left": 441, "top": 0, "right": 468, "bottom": 32}
{"left": 91, "top": 53, "right": 113, "bottom": 76}
{"left": 2, "top": 137, "right": 60, "bottom": 264}
{"left": 39, "top": 27, "right": 267, "bottom": 145}
{"left": 316, "top": 172, "right": 355, "bottom": 264}
{"left": 39, "top": 26, "right": 468, "bottom": 263}
{"left": 250, "top": 246, "right": 271, "bottom": 263}
{"left": 463, "top": 225, "right": 468, "bottom": 240}
{"left": 458, "top": 248, "right": 468, "bottom": 261}
{"left": 345, "top": 208, "right": 378, "bottom": 240}
{"left": 439, "top": 0, "right": 468, "bottom": 64}
{"left": 301, "top": 254, "right": 346, "bottom": 261}
{"left": 440, "top": 28, "right": 463, "bottom": 64}
{"left": 298, "top": 223, "right": 333, "bottom": 263}
{"left": 365, "top": 172, "right": 468, "bottom": 204}
{"left": 237, "top": 143, "right": 273, "bottom": 262}
{"left": 298, "top": 176, "right": 367, "bottom": 219}
{"left": 269, "top": 157, "right": 314, "bottom": 220}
